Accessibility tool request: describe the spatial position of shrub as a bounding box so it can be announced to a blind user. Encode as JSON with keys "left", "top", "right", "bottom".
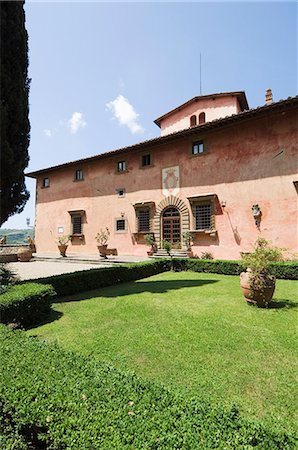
{"left": 0, "top": 264, "right": 18, "bottom": 294}
{"left": 200, "top": 251, "right": 214, "bottom": 260}
{"left": 172, "top": 258, "right": 298, "bottom": 280}
{"left": 0, "top": 326, "right": 295, "bottom": 450}
{"left": 0, "top": 283, "right": 56, "bottom": 326}
{"left": 33, "top": 260, "right": 171, "bottom": 297}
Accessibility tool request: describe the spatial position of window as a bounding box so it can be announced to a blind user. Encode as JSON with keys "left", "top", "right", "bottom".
{"left": 75, "top": 169, "right": 84, "bottom": 181}
{"left": 116, "top": 219, "right": 126, "bottom": 232}
{"left": 138, "top": 208, "right": 150, "bottom": 232}
{"left": 72, "top": 215, "right": 82, "bottom": 234}
{"left": 117, "top": 161, "right": 126, "bottom": 172}
{"left": 192, "top": 140, "right": 204, "bottom": 155}
{"left": 42, "top": 177, "right": 50, "bottom": 188}
{"left": 116, "top": 188, "right": 125, "bottom": 197}
{"left": 195, "top": 203, "right": 212, "bottom": 230}
{"left": 190, "top": 115, "right": 197, "bottom": 127}
{"left": 68, "top": 210, "right": 85, "bottom": 236}
{"left": 199, "top": 112, "right": 206, "bottom": 124}
{"left": 141, "top": 154, "right": 151, "bottom": 167}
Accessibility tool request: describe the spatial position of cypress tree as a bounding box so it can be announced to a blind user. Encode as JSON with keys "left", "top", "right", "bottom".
{"left": 0, "top": 1, "right": 30, "bottom": 226}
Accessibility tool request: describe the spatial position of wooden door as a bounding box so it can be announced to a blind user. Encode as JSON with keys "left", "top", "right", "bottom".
{"left": 162, "top": 207, "right": 181, "bottom": 248}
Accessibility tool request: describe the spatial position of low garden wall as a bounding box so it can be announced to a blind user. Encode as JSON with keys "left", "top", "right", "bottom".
{"left": 0, "top": 244, "right": 31, "bottom": 263}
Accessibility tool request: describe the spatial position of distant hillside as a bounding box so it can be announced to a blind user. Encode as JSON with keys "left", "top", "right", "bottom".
{"left": 0, "top": 228, "right": 34, "bottom": 245}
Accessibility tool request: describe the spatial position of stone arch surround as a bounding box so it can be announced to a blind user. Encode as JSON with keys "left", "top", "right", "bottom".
{"left": 153, "top": 196, "right": 190, "bottom": 248}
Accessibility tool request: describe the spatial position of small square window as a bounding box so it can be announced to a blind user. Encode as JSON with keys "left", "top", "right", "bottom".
{"left": 117, "top": 161, "right": 126, "bottom": 172}
{"left": 116, "top": 188, "right": 125, "bottom": 197}
{"left": 42, "top": 177, "right": 50, "bottom": 188}
{"left": 75, "top": 169, "right": 84, "bottom": 181}
{"left": 141, "top": 154, "right": 151, "bottom": 167}
{"left": 192, "top": 141, "right": 204, "bottom": 155}
{"left": 116, "top": 219, "right": 126, "bottom": 231}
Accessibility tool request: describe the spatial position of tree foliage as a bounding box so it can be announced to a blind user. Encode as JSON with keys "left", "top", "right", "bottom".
{"left": 0, "top": 1, "right": 30, "bottom": 225}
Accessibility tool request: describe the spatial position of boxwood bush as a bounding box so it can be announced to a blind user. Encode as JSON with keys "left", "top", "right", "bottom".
{"left": 34, "top": 260, "right": 171, "bottom": 297}
{"left": 172, "top": 258, "right": 298, "bottom": 280}
{"left": 0, "top": 326, "right": 295, "bottom": 450}
{"left": 0, "top": 283, "right": 56, "bottom": 326}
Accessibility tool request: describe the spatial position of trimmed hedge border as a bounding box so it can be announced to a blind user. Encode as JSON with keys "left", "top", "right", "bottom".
{"left": 0, "top": 326, "right": 296, "bottom": 450}
{"left": 172, "top": 258, "right": 298, "bottom": 280}
{"left": 19, "top": 259, "right": 297, "bottom": 300}
{"left": 0, "top": 283, "right": 56, "bottom": 326}
{"left": 32, "top": 260, "right": 171, "bottom": 297}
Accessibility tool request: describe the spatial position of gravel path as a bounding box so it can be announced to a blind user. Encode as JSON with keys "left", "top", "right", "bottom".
{"left": 7, "top": 260, "right": 110, "bottom": 281}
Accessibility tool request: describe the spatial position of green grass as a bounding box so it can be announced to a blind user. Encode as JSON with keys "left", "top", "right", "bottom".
{"left": 28, "top": 271, "right": 298, "bottom": 432}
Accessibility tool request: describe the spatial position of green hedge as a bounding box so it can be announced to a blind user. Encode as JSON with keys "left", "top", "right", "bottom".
{"left": 0, "top": 326, "right": 295, "bottom": 450}
{"left": 0, "top": 283, "right": 56, "bottom": 326}
{"left": 172, "top": 259, "right": 298, "bottom": 280}
{"left": 34, "top": 260, "right": 171, "bottom": 297}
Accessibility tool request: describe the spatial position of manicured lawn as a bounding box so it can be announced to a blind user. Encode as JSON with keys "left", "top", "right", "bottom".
{"left": 28, "top": 271, "right": 298, "bottom": 432}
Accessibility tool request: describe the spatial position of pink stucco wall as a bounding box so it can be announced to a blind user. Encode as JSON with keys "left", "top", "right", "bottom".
{"left": 160, "top": 95, "right": 240, "bottom": 136}
{"left": 33, "top": 108, "right": 298, "bottom": 259}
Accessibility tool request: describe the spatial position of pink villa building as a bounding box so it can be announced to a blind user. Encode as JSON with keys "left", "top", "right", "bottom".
{"left": 27, "top": 90, "right": 298, "bottom": 259}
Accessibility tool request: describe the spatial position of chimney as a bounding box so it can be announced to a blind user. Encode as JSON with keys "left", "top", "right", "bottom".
{"left": 265, "top": 88, "right": 273, "bottom": 105}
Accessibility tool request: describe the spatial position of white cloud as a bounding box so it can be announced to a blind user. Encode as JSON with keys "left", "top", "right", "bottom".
{"left": 68, "top": 112, "right": 87, "bottom": 134}
{"left": 43, "top": 129, "right": 52, "bottom": 137}
{"left": 106, "top": 95, "right": 144, "bottom": 135}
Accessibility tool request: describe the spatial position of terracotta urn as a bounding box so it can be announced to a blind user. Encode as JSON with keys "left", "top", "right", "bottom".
{"left": 17, "top": 247, "right": 32, "bottom": 262}
{"left": 98, "top": 244, "right": 108, "bottom": 258}
{"left": 240, "top": 269, "right": 276, "bottom": 307}
{"left": 58, "top": 244, "right": 68, "bottom": 257}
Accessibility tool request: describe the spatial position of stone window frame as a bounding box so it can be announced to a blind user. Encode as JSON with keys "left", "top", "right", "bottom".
{"left": 188, "top": 195, "right": 216, "bottom": 233}
{"left": 140, "top": 153, "right": 153, "bottom": 169}
{"left": 116, "top": 160, "right": 128, "bottom": 174}
{"left": 133, "top": 202, "right": 155, "bottom": 234}
{"left": 115, "top": 217, "right": 128, "bottom": 233}
{"left": 191, "top": 140, "right": 205, "bottom": 156}
{"left": 41, "top": 177, "right": 50, "bottom": 188}
{"left": 116, "top": 187, "right": 126, "bottom": 198}
{"left": 68, "top": 210, "right": 85, "bottom": 237}
{"left": 74, "top": 169, "right": 84, "bottom": 182}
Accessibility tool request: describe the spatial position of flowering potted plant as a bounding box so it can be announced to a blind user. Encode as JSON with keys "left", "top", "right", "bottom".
{"left": 57, "top": 235, "right": 71, "bottom": 257}
{"left": 95, "top": 228, "right": 110, "bottom": 258}
{"left": 240, "top": 238, "right": 283, "bottom": 307}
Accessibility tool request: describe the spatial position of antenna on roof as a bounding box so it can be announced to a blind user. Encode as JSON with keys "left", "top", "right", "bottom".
{"left": 200, "top": 52, "right": 202, "bottom": 95}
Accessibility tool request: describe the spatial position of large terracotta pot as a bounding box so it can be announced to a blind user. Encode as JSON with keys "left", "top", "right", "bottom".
{"left": 98, "top": 244, "right": 108, "bottom": 258}
{"left": 58, "top": 244, "right": 68, "bottom": 257}
{"left": 240, "top": 270, "right": 276, "bottom": 307}
{"left": 17, "top": 247, "right": 32, "bottom": 262}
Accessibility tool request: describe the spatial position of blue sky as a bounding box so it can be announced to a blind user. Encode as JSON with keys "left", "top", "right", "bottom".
{"left": 3, "top": 0, "right": 297, "bottom": 229}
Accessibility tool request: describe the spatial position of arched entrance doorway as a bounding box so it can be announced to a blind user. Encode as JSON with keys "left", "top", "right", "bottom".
{"left": 162, "top": 207, "right": 181, "bottom": 248}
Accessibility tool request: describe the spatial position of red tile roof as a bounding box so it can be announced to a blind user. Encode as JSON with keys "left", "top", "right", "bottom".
{"left": 26, "top": 95, "right": 298, "bottom": 178}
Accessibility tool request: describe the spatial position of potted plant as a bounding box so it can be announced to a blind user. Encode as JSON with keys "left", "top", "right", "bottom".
{"left": 240, "top": 237, "right": 283, "bottom": 307}
{"left": 144, "top": 233, "right": 156, "bottom": 256}
{"left": 182, "top": 230, "right": 193, "bottom": 257}
{"left": 95, "top": 228, "right": 110, "bottom": 258}
{"left": 57, "top": 235, "right": 71, "bottom": 257}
